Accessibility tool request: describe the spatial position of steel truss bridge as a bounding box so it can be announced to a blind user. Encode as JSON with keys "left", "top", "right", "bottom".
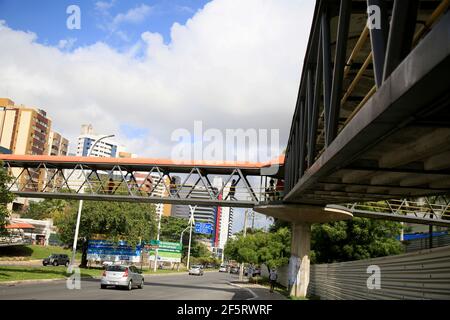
{"left": 283, "top": 0, "right": 450, "bottom": 206}
{"left": 1, "top": 155, "right": 449, "bottom": 226}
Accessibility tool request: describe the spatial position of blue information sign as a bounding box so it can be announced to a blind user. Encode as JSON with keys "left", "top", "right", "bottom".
{"left": 195, "top": 222, "right": 213, "bottom": 235}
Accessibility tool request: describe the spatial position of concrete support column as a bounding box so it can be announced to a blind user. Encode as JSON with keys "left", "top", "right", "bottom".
{"left": 289, "top": 222, "right": 311, "bottom": 298}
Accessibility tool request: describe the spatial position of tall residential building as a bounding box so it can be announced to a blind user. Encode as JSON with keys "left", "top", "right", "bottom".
{"left": 76, "top": 124, "right": 117, "bottom": 157}
{"left": 0, "top": 98, "right": 54, "bottom": 193}
{"left": 0, "top": 98, "right": 52, "bottom": 155}
{"left": 0, "top": 98, "right": 69, "bottom": 209}
{"left": 46, "top": 131, "right": 69, "bottom": 190}
{"left": 48, "top": 131, "right": 69, "bottom": 156}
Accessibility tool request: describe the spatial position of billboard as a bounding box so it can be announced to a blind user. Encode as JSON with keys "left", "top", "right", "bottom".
{"left": 147, "top": 240, "right": 182, "bottom": 263}
{"left": 87, "top": 240, "right": 142, "bottom": 263}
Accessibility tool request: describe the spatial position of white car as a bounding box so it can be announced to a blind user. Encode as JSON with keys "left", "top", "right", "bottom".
{"left": 101, "top": 265, "right": 144, "bottom": 290}
{"left": 189, "top": 265, "right": 204, "bottom": 276}
{"left": 219, "top": 265, "right": 227, "bottom": 272}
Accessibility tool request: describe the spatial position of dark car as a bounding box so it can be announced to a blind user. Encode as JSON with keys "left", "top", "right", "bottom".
{"left": 230, "top": 266, "right": 239, "bottom": 274}
{"left": 43, "top": 254, "right": 70, "bottom": 266}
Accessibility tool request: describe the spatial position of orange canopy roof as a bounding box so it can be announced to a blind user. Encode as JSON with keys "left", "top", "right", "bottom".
{"left": 5, "top": 222, "right": 35, "bottom": 229}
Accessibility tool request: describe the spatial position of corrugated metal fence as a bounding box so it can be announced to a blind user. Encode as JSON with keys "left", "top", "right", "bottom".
{"left": 308, "top": 245, "right": 450, "bottom": 299}
{"left": 404, "top": 234, "right": 450, "bottom": 253}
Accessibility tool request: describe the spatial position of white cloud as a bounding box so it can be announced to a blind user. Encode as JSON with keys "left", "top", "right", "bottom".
{"left": 95, "top": 0, "right": 115, "bottom": 14}
{"left": 112, "top": 4, "right": 152, "bottom": 27}
{"left": 57, "top": 38, "right": 77, "bottom": 50}
{"left": 0, "top": 0, "right": 315, "bottom": 160}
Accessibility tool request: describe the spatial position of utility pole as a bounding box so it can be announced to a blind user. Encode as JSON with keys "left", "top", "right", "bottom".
{"left": 153, "top": 204, "right": 163, "bottom": 272}
{"left": 186, "top": 205, "right": 197, "bottom": 270}
{"left": 239, "top": 209, "right": 249, "bottom": 281}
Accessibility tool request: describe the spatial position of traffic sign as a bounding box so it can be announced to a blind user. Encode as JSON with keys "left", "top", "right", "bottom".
{"left": 194, "top": 222, "right": 213, "bottom": 235}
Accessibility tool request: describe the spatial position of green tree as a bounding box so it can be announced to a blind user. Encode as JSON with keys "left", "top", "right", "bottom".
{"left": 54, "top": 200, "right": 157, "bottom": 267}
{"left": 224, "top": 227, "right": 290, "bottom": 270}
{"left": 160, "top": 216, "right": 189, "bottom": 242}
{"left": 22, "top": 198, "right": 73, "bottom": 220}
{"left": 258, "top": 227, "right": 290, "bottom": 270}
{"left": 0, "top": 164, "right": 14, "bottom": 235}
{"left": 310, "top": 217, "right": 404, "bottom": 263}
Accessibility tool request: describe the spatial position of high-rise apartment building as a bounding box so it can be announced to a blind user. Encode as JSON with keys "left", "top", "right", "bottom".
{"left": 0, "top": 98, "right": 69, "bottom": 208}
{"left": 76, "top": 124, "right": 117, "bottom": 157}
{"left": 46, "top": 131, "right": 69, "bottom": 191}
{"left": 0, "top": 98, "right": 52, "bottom": 155}
{"left": 48, "top": 131, "right": 69, "bottom": 156}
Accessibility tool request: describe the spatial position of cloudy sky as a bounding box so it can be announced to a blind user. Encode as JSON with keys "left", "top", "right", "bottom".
{"left": 0, "top": 0, "right": 315, "bottom": 232}
{"left": 0, "top": 0, "right": 314, "bottom": 160}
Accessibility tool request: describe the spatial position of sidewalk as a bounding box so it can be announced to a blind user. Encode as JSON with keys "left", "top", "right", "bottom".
{"left": 230, "top": 281, "right": 287, "bottom": 300}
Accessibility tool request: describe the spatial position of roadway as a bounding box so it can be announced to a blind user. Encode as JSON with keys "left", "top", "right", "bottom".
{"left": 0, "top": 271, "right": 253, "bottom": 300}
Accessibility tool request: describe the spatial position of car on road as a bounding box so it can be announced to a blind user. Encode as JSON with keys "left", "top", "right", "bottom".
{"left": 219, "top": 265, "right": 228, "bottom": 272}
{"left": 189, "top": 265, "right": 204, "bottom": 276}
{"left": 42, "top": 254, "right": 70, "bottom": 266}
{"left": 230, "top": 266, "right": 239, "bottom": 274}
{"left": 101, "top": 265, "right": 144, "bottom": 290}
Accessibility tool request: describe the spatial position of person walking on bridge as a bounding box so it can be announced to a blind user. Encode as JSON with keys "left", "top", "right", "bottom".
{"left": 227, "top": 179, "right": 238, "bottom": 200}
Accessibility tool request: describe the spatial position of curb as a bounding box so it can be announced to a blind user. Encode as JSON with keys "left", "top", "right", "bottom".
{"left": 0, "top": 278, "right": 67, "bottom": 286}
{"left": 0, "top": 276, "right": 98, "bottom": 287}
{"left": 0, "top": 270, "right": 219, "bottom": 286}
{"left": 228, "top": 281, "right": 258, "bottom": 300}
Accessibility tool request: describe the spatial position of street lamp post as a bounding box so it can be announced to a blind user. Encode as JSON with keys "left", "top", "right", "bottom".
{"left": 178, "top": 225, "right": 190, "bottom": 271}
{"left": 239, "top": 209, "right": 249, "bottom": 282}
{"left": 186, "top": 205, "right": 197, "bottom": 270}
{"left": 153, "top": 204, "right": 163, "bottom": 272}
{"left": 69, "top": 134, "right": 115, "bottom": 268}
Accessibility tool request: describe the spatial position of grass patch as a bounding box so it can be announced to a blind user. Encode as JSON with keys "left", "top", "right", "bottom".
{"left": 0, "top": 245, "right": 81, "bottom": 261}
{"left": 0, "top": 266, "right": 101, "bottom": 282}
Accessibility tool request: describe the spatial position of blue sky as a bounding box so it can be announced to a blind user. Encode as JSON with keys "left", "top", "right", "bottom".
{"left": 0, "top": 0, "right": 209, "bottom": 50}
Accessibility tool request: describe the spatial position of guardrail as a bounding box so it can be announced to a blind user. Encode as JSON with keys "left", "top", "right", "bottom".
{"left": 308, "top": 245, "right": 450, "bottom": 299}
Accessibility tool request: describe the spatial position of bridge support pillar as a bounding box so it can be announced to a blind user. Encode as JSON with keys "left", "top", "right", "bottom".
{"left": 288, "top": 222, "right": 311, "bottom": 298}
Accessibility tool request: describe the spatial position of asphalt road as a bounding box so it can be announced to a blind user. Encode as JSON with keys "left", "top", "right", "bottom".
{"left": 0, "top": 271, "right": 252, "bottom": 300}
